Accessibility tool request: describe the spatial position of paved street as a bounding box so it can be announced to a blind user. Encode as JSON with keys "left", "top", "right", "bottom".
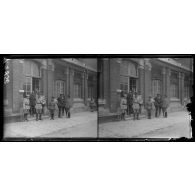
{"left": 4, "top": 112, "right": 97, "bottom": 138}
{"left": 99, "top": 111, "right": 192, "bottom": 139}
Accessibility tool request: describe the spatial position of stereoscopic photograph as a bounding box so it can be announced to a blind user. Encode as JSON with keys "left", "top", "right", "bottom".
{"left": 2, "top": 56, "right": 194, "bottom": 141}
{"left": 3, "top": 58, "right": 97, "bottom": 139}
{"left": 98, "top": 57, "right": 193, "bottom": 139}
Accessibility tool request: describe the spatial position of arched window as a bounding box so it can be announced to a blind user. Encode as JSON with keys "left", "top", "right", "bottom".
{"left": 23, "top": 61, "right": 40, "bottom": 96}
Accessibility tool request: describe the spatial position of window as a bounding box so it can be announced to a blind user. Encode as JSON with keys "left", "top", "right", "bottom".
{"left": 74, "top": 70, "right": 83, "bottom": 99}
{"left": 74, "top": 84, "right": 82, "bottom": 98}
{"left": 23, "top": 61, "right": 40, "bottom": 96}
{"left": 120, "top": 76, "right": 128, "bottom": 93}
{"left": 23, "top": 77, "right": 32, "bottom": 96}
{"left": 129, "top": 78, "right": 137, "bottom": 92}
{"left": 170, "top": 84, "right": 179, "bottom": 98}
{"left": 170, "top": 71, "right": 179, "bottom": 98}
{"left": 152, "top": 80, "right": 161, "bottom": 97}
{"left": 56, "top": 80, "right": 65, "bottom": 98}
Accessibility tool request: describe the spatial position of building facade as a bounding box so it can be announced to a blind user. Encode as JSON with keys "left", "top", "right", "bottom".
{"left": 4, "top": 58, "right": 97, "bottom": 117}
{"left": 98, "top": 58, "right": 193, "bottom": 114}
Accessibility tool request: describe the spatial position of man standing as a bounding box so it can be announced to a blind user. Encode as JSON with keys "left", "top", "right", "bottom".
{"left": 120, "top": 93, "right": 127, "bottom": 121}
{"left": 126, "top": 91, "right": 133, "bottom": 116}
{"left": 162, "top": 95, "right": 169, "bottom": 118}
{"left": 65, "top": 95, "right": 71, "bottom": 118}
{"left": 23, "top": 94, "right": 30, "bottom": 121}
{"left": 133, "top": 92, "right": 140, "bottom": 120}
{"left": 35, "top": 93, "right": 43, "bottom": 121}
{"left": 57, "top": 94, "right": 63, "bottom": 118}
{"left": 61, "top": 94, "right": 66, "bottom": 117}
{"left": 137, "top": 92, "right": 143, "bottom": 115}
{"left": 48, "top": 97, "right": 56, "bottom": 120}
{"left": 154, "top": 94, "right": 163, "bottom": 117}
{"left": 29, "top": 91, "right": 36, "bottom": 117}
{"left": 145, "top": 96, "right": 155, "bottom": 119}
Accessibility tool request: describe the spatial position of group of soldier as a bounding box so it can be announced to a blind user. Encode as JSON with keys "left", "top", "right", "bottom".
{"left": 119, "top": 91, "right": 169, "bottom": 121}
{"left": 23, "top": 89, "right": 71, "bottom": 122}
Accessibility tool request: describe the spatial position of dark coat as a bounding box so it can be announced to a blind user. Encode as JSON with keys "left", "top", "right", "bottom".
{"left": 127, "top": 93, "right": 133, "bottom": 106}
{"left": 29, "top": 93, "right": 36, "bottom": 106}
{"left": 57, "top": 96, "right": 63, "bottom": 107}
{"left": 154, "top": 96, "right": 163, "bottom": 107}
{"left": 61, "top": 97, "right": 66, "bottom": 107}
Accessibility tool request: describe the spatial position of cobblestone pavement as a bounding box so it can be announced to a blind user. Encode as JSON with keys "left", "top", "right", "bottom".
{"left": 4, "top": 112, "right": 97, "bottom": 138}
{"left": 99, "top": 111, "right": 192, "bottom": 139}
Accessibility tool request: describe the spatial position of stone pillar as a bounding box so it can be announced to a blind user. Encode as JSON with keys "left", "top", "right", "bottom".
{"left": 103, "top": 58, "right": 110, "bottom": 108}
{"left": 144, "top": 60, "right": 152, "bottom": 104}
{"left": 81, "top": 71, "right": 85, "bottom": 104}
{"left": 41, "top": 63, "right": 48, "bottom": 97}
{"left": 84, "top": 71, "right": 88, "bottom": 105}
{"left": 179, "top": 72, "right": 183, "bottom": 104}
{"left": 69, "top": 68, "right": 74, "bottom": 103}
{"left": 66, "top": 67, "right": 70, "bottom": 96}
{"left": 109, "top": 58, "right": 120, "bottom": 112}
{"left": 93, "top": 74, "right": 97, "bottom": 100}
{"left": 162, "top": 67, "right": 166, "bottom": 96}
{"left": 138, "top": 59, "right": 145, "bottom": 96}
{"left": 47, "top": 62, "right": 54, "bottom": 104}
{"left": 189, "top": 74, "right": 193, "bottom": 98}
{"left": 180, "top": 72, "right": 185, "bottom": 105}
{"left": 166, "top": 67, "right": 171, "bottom": 100}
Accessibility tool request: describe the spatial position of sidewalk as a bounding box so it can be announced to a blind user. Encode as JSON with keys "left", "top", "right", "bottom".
{"left": 99, "top": 111, "right": 192, "bottom": 138}
{"left": 4, "top": 111, "right": 97, "bottom": 138}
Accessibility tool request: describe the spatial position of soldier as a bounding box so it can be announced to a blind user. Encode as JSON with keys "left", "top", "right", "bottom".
{"left": 29, "top": 91, "right": 36, "bottom": 117}
{"left": 162, "top": 95, "right": 169, "bottom": 118}
{"left": 133, "top": 92, "right": 140, "bottom": 120}
{"left": 120, "top": 93, "right": 127, "bottom": 121}
{"left": 23, "top": 94, "right": 30, "bottom": 121}
{"left": 126, "top": 91, "right": 133, "bottom": 116}
{"left": 35, "top": 93, "right": 43, "bottom": 121}
{"left": 48, "top": 97, "right": 56, "bottom": 120}
{"left": 154, "top": 94, "right": 163, "bottom": 117}
{"left": 65, "top": 95, "right": 71, "bottom": 118}
{"left": 137, "top": 92, "right": 143, "bottom": 115}
{"left": 57, "top": 94, "right": 63, "bottom": 118}
{"left": 61, "top": 94, "right": 66, "bottom": 117}
{"left": 145, "top": 96, "right": 155, "bottom": 119}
